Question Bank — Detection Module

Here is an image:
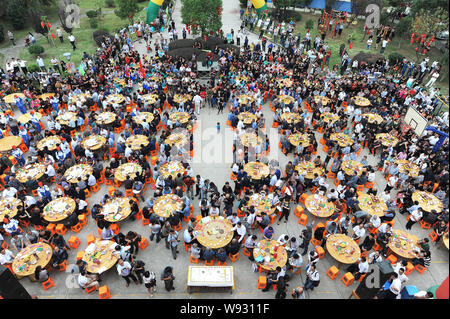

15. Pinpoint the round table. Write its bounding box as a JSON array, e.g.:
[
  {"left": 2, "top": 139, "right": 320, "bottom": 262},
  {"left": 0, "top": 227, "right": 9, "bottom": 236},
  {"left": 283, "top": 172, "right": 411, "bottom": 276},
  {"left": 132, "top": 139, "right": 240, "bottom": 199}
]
[
  {"left": 56, "top": 112, "right": 77, "bottom": 126},
  {"left": 125, "top": 135, "right": 149, "bottom": 150},
  {"left": 81, "top": 135, "right": 107, "bottom": 151},
  {"left": 194, "top": 216, "right": 234, "bottom": 249},
  {"left": 70, "top": 93, "right": 90, "bottom": 105},
  {"left": 114, "top": 163, "right": 143, "bottom": 182},
  {"left": 330, "top": 133, "right": 354, "bottom": 147},
  {"left": 153, "top": 194, "right": 183, "bottom": 218},
  {"left": 235, "top": 75, "right": 250, "bottom": 83},
  {"left": 236, "top": 94, "right": 255, "bottom": 105},
  {"left": 395, "top": 160, "right": 420, "bottom": 178},
  {"left": 37, "top": 136, "right": 63, "bottom": 152},
  {"left": 12, "top": 243, "right": 53, "bottom": 277},
  {"left": 341, "top": 160, "right": 365, "bottom": 176},
  {"left": 81, "top": 239, "right": 119, "bottom": 274},
  {"left": 141, "top": 94, "right": 159, "bottom": 104},
  {"left": 376, "top": 133, "right": 399, "bottom": 147},
  {"left": 351, "top": 96, "right": 371, "bottom": 107},
  {"left": 17, "top": 112, "right": 42, "bottom": 124},
  {"left": 244, "top": 162, "right": 270, "bottom": 180},
  {"left": 388, "top": 229, "right": 420, "bottom": 259},
  {"left": 363, "top": 113, "right": 384, "bottom": 124},
  {"left": 3, "top": 93, "right": 26, "bottom": 104},
  {"left": 280, "top": 112, "right": 302, "bottom": 124},
  {"left": 43, "top": 197, "right": 76, "bottom": 222},
  {"left": 320, "top": 112, "right": 339, "bottom": 124},
  {"left": 105, "top": 94, "right": 125, "bottom": 104},
  {"left": 305, "top": 194, "right": 335, "bottom": 218},
  {"left": 443, "top": 232, "right": 449, "bottom": 250},
  {"left": 64, "top": 164, "right": 93, "bottom": 184},
  {"left": 277, "top": 78, "right": 293, "bottom": 88},
  {"left": 169, "top": 112, "right": 190, "bottom": 124},
  {"left": 95, "top": 112, "right": 116, "bottom": 125},
  {"left": 412, "top": 191, "right": 444, "bottom": 213},
  {"left": 314, "top": 96, "right": 331, "bottom": 105},
  {"left": 295, "top": 161, "right": 324, "bottom": 179},
  {"left": 0, "top": 136, "right": 23, "bottom": 153},
  {"left": 173, "top": 94, "right": 192, "bottom": 105},
  {"left": 358, "top": 194, "right": 388, "bottom": 217},
  {"left": 15, "top": 163, "right": 46, "bottom": 183},
  {"left": 237, "top": 112, "right": 257, "bottom": 124},
  {"left": 247, "top": 194, "right": 277, "bottom": 216},
  {"left": 289, "top": 133, "right": 310, "bottom": 147},
  {"left": 165, "top": 132, "right": 188, "bottom": 148},
  {"left": 101, "top": 197, "right": 132, "bottom": 223},
  {"left": 277, "top": 94, "right": 295, "bottom": 104},
  {"left": 253, "top": 240, "right": 288, "bottom": 271},
  {"left": 38, "top": 93, "right": 55, "bottom": 100},
  {"left": 133, "top": 112, "right": 154, "bottom": 124},
  {"left": 239, "top": 132, "right": 263, "bottom": 148},
  {"left": 160, "top": 161, "right": 185, "bottom": 179},
  {"left": 0, "top": 197, "right": 21, "bottom": 220},
  {"left": 326, "top": 234, "right": 361, "bottom": 265}
]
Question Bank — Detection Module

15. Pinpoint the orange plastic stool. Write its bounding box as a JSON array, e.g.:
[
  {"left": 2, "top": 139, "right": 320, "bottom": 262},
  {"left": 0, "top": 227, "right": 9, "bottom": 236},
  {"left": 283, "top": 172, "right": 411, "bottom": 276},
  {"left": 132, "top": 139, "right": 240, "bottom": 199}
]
[
  {"left": 189, "top": 256, "right": 199, "bottom": 264},
  {"left": 87, "top": 234, "right": 96, "bottom": 245},
  {"left": 243, "top": 247, "right": 251, "bottom": 257},
  {"left": 341, "top": 272, "right": 354, "bottom": 286},
  {"left": 71, "top": 222, "right": 83, "bottom": 233},
  {"left": 217, "top": 261, "right": 227, "bottom": 266},
  {"left": 108, "top": 186, "right": 116, "bottom": 197},
  {"left": 229, "top": 252, "right": 240, "bottom": 262},
  {"left": 99, "top": 285, "right": 111, "bottom": 299},
  {"left": 90, "top": 183, "right": 100, "bottom": 193},
  {"left": 299, "top": 193, "right": 308, "bottom": 205},
  {"left": 298, "top": 213, "right": 308, "bottom": 226},
  {"left": 76, "top": 251, "right": 85, "bottom": 261},
  {"left": 55, "top": 224, "right": 67, "bottom": 236},
  {"left": 68, "top": 236, "right": 81, "bottom": 249},
  {"left": 386, "top": 254, "right": 397, "bottom": 264},
  {"left": 415, "top": 264, "right": 427, "bottom": 275},
  {"left": 315, "top": 246, "right": 325, "bottom": 259},
  {"left": 294, "top": 206, "right": 304, "bottom": 217},
  {"left": 405, "top": 262, "right": 414, "bottom": 275},
  {"left": 142, "top": 218, "right": 150, "bottom": 226},
  {"left": 85, "top": 285, "right": 97, "bottom": 294},
  {"left": 110, "top": 224, "right": 120, "bottom": 235},
  {"left": 139, "top": 237, "right": 149, "bottom": 250},
  {"left": 58, "top": 260, "right": 68, "bottom": 272},
  {"left": 46, "top": 223, "right": 56, "bottom": 234},
  {"left": 204, "top": 259, "right": 215, "bottom": 266},
  {"left": 326, "top": 266, "right": 339, "bottom": 280},
  {"left": 257, "top": 276, "right": 267, "bottom": 289},
  {"left": 42, "top": 277, "right": 55, "bottom": 290}
]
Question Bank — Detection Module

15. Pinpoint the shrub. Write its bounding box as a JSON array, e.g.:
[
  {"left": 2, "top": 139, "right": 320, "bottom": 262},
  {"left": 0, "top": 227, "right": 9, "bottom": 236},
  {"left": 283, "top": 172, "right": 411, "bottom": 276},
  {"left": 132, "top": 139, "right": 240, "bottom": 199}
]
[
  {"left": 105, "top": 0, "right": 115, "bottom": 7},
  {"left": 86, "top": 10, "right": 98, "bottom": 18},
  {"left": 27, "top": 64, "right": 41, "bottom": 73},
  {"left": 93, "top": 29, "right": 113, "bottom": 47},
  {"left": 388, "top": 52, "right": 404, "bottom": 66},
  {"left": 89, "top": 19, "right": 99, "bottom": 29},
  {"left": 0, "top": 24, "right": 4, "bottom": 43},
  {"left": 28, "top": 45, "right": 45, "bottom": 56},
  {"left": 305, "top": 19, "right": 314, "bottom": 31}
]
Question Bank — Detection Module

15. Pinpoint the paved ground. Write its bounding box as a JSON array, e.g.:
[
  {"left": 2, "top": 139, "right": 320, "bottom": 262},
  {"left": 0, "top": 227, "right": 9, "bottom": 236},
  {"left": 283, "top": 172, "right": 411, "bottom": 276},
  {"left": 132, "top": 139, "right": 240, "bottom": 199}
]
[{"left": 9, "top": 0, "right": 449, "bottom": 299}]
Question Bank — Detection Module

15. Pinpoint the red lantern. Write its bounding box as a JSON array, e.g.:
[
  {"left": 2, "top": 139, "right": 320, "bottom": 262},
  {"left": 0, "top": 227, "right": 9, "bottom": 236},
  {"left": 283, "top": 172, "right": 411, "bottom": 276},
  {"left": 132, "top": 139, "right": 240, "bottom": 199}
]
[
  {"left": 349, "top": 41, "right": 353, "bottom": 49},
  {"left": 218, "top": 6, "right": 221, "bottom": 15},
  {"left": 415, "top": 47, "right": 419, "bottom": 52},
  {"left": 47, "top": 22, "right": 52, "bottom": 29},
  {"left": 51, "top": 33, "right": 56, "bottom": 39},
  {"left": 41, "top": 21, "right": 45, "bottom": 28}
]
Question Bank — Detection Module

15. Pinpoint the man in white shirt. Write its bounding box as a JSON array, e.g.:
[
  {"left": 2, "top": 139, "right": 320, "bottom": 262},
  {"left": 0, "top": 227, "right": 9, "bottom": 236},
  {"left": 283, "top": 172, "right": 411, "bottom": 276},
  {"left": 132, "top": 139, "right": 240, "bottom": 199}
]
[
  {"left": 0, "top": 248, "right": 15, "bottom": 265},
  {"left": 352, "top": 224, "right": 365, "bottom": 241},
  {"left": 78, "top": 270, "right": 99, "bottom": 290},
  {"left": 405, "top": 208, "right": 423, "bottom": 230},
  {"left": 68, "top": 33, "right": 76, "bottom": 50},
  {"left": 232, "top": 222, "right": 246, "bottom": 243}
]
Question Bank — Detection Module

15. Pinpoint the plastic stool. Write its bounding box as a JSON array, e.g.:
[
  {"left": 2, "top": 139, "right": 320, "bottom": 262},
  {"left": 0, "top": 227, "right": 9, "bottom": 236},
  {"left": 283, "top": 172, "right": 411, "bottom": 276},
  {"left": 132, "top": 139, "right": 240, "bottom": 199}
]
[
  {"left": 189, "top": 256, "right": 199, "bottom": 264},
  {"left": 326, "top": 266, "right": 339, "bottom": 280},
  {"left": 68, "top": 236, "right": 81, "bottom": 249},
  {"left": 257, "top": 276, "right": 267, "bottom": 289},
  {"left": 99, "top": 285, "right": 111, "bottom": 299},
  {"left": 341, "top": 272, "right": 354, "bottom": 286},
  {"left": 42, "top": 277, "right": 55, "bottom": 290}
]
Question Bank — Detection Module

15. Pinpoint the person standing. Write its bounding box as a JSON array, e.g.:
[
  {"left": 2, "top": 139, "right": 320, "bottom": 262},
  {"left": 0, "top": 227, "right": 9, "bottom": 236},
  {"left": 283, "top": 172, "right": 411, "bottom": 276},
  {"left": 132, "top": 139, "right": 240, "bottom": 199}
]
[
  {"left": 56, "top": 27, "right": 64, "bottom": 43},
  {"left": 167, "top": 229, "right": 179, "bottom": 260},
  {"left": 68, "top": 33, "right": 76, "bottom": 50},
  {"left": 161, "top": 266, "right": 175, "bottom": 291},
  {"left": 36, "top": 56, "right": 46, "bottom": 72},
  {"left": 117, "top": 258, "right": 139, "bottom": 287},
  {"left": 18, "top": 59, "right": 27, "bottom": 74},
  {"left": 7, "top": 31, "right": 15, "bottom": 46},
  {"left": 51, "top": 57, "right": 61, "bottom": 73}
]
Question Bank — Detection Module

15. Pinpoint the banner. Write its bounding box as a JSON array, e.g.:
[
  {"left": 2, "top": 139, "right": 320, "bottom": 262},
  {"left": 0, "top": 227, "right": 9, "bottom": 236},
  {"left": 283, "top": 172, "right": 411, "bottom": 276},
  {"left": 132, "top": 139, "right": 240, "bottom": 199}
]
[
  {"left": 251, "top": 0, "right": 267, "bottom": 15},
  {"left": 146, "top": 0, "right": 164, "bottom": 24}
]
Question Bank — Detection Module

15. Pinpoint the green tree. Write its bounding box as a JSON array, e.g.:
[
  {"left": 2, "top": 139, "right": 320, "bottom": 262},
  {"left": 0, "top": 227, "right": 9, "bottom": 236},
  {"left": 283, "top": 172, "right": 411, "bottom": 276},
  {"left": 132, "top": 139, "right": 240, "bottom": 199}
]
[
  {"left": 181, "top": 0, "right": 222, "bottom": 36},
  {"left": 0, "top": 24, "right": 4, "bottom": 43},
  {"left": 6, "top": 0, "right": 28, "bottom": 30},
  {"left": 395, "top": 16, "right": 412, "bottom": 48},
  {"left": 411, "top": 8, "right": 448, "bottom": 37},
  {"left": 115, "top": 0, "right": 140, "bottom": 23},
  {"left": 410, "top": 0, "right": 448, "bottom": 17}
]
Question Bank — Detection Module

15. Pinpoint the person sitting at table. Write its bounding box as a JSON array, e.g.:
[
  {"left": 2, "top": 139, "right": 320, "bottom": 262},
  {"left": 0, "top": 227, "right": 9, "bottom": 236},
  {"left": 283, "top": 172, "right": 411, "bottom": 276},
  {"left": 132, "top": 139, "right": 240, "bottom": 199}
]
[
  {"left": 2, "top": 216, "right": 21, "bottom": 236},
  {"left": 101, "top": 225, "right": 115, "bottom": 240},
  {"left": 10, "top": 233, "right": 26, "bottom": 252},
  {"left": 412, "top": 250, "right": 432, "bottom": 268},
  {"left": 202, "top": 247, "right": 215, "bottom": 262},
  {"left": 232, "top": 221, "right": 247, "bottom": 243},
  {"left": 51, "top": 245, "right": 68, "bottom": 269},
  {"left": 51, "top": 233, "right": 70, "bottom": 251},
  {"left": 365, "top": 214, "right": 381, "bottom": 231},
  {"left": 313, "top": 224, "right": 326, "bottom": 247},
  {"left": 226, "top": 238, "right": 241, "bottom": 257},
  {"left": 215, "top": 248, "right": 228, "bottom": 263},
  {"left": 347, "top": 256, "right": 369, "bottom": 281},
  {"left": 338, "top": 216, "right": 351, "bottom": 235},
  {"left": 351, "top": 223, "right": 366, "bottom": 243},
  {"left": 32, "top": 265, "right": 49, "bottom": 283},
  {"left": 190, "top": 243, "right": 201, "bottom": 260},
  {"left": 405, "top": 207, "right": 423, "bottom": 230},
  {"left": 359, "top": 233, "right": 375, "bottom": 252},
  {"left": 368, "top": 251, "right": 383, "bottom": 264},
  {"left": 287, "top": 253, "right": 303, "bottom": 273},
  {"left": 434, "top": 220, "right": 448, "bottom": 247},
  {"left": 380, "top": 209, "right": 396, "bottom": 223},
  {"left": 263, "top": 226, "right": 274, "bottom": 240},
  {"left": 262, "top": 266, "right": 285, "bottom": 292},
  {"left": 24, "top": 229, "right": 40, "bottom": 244},
  {"left": 78, "top": 269, "right": 100, "bottom": 291}
]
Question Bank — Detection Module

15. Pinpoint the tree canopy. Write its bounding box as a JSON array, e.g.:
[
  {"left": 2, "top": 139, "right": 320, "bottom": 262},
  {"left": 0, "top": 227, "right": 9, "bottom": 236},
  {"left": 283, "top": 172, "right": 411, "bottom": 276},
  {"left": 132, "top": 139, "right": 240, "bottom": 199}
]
[
  {"left": 115, "top": 0, "right": 140, "bottom": 23},
  {"left": 181, "top": 0, "right": 222, "bottom": 36}
]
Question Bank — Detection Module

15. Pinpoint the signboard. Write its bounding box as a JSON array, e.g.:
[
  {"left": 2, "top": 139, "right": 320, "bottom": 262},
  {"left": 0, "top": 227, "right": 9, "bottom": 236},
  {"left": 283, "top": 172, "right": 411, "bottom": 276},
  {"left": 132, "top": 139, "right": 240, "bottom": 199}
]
[
  {"left": 187, "top": 266, "right": 234, "bottom": 288},
  {"left": 404, "top": 106, "right": 428, "bottom": 136}
]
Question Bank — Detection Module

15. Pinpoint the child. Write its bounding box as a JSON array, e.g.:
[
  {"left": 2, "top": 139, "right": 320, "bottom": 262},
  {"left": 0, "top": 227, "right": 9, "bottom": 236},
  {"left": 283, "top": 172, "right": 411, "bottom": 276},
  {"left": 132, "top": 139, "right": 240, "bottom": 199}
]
[
  {"left": 216, "top": 122, "right": 220, "bottom": 134},
  {"left": 143, "top": 271, "right": 157, "bottom": 297}
]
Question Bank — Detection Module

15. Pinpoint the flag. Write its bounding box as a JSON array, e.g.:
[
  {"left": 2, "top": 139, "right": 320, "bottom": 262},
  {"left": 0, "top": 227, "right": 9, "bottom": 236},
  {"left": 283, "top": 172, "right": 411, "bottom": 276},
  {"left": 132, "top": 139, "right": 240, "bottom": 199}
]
[
  {"left": 78, "top": 64, "right": 85, "bottom": 76},
  {"left": 139, "top": 58, "right": 146, "bottom": 79}
]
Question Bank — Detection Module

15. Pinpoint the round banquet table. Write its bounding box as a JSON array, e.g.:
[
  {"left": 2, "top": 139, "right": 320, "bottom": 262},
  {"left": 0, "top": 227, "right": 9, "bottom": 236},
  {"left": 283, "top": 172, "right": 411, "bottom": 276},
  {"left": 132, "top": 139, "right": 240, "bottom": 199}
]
[
  {"left": 0, "top": 197, "right": 21, "bottom": 220},
  {"left": 70, "top": 93, "right": 91, "bottom": 104},
  {"left": 153, "top": 194, "right": 183, "bottom": 218},
  {"left": 253, "top": 240, "right": 288, "bottom": 271},
  {"left": 43, "top": 197, "right": 76, "bottom": 222},
  {"left": 388, "top": 229, "right": 420, "bottom": 259},
  {"left": 330, "top": 133, "right": 354, "bottom": 147},
  {"left": 141, "top": 94, "right": 159, "bottom": 104},
  {"left": 351, "top": 96, "right": 371, "bottom": 107},
  {"left": 295, "top": 161, "right": 324, "bottom": 179},
  {"left": 320, "top": 112, "right": 339, "bottom": 124},
  {"left": 12, "top": 243, "right": 53, "bottom": 277},
  {"left": 3, "top": 93, "right": 26, "bottom": 104},
  {"left": 235, "top": 75, "right": 250, "bottom": 83},
  {"left": 81, "top": 135, "right": 107, "bottom": 151},
  {"left": 395, "top": 160, "right": 420, "bottom": 178},
  {"left": 173, "top": 94, "right": 192, "bottom": 105},
  {"left": 236, "top": 94, "right": 255, "bottom": 105},
  {"left": 305, "top": 194, "right": 335, "bottom": 218},
  {"left": 341, "top": 160, "right": 365, "bottom": 176},
  {"left": 326, "top": 234, "right": 361, "bottom": 265},
  {"left": 194, "top": 216, "right": 234, "bottom": 249},
  {"left": 411, "top": 191, "right": 443, "bottom": 213},
  {"left": 280, "top": 112, "right": 301, "bottom": 124},
  {"left": 17, "top": 112, "right": 42, "bottom": 124},
  {"left": 277, "top": 78, "right": 293, "bottom": 88},
  {"left": 237, "top": 112, "right": 257, "bottom": 125},
  {"left": 105, "top": 94, "right": 125, "bottom": 104},
  {"left": 244, "top": 162, "right": 270, "bottom": 180},
  {"left": 443, "top": 233, "right": 449, "bottom": 250},
  {"left": 15, "top": 163, "right": 46, "bottom": 183},
  {"left": 165, "top": 132, "right": 188, "bottom": 148},
  {"left": 56, "top": 112, "right": 77, "bottom": 126},
  {"left": 277, "top": 94, "right": 295, "bottom": 105},
  {"left": 125, "top": 135, "right": 149, "bottom": 151},
  {"left": 133, "top": 112, "right": 154, "bottom": 124},
  {"left": 114, "top": 163, "right": 143, "bottom": 182},
  {"left": 314, "top": 95, "right": 331, "bottom": 105},
  {"left": 95, "top": 112, "right": 116, "bottom": 125},
  {"left": 37, "top": 135, "right": 63, "bottom": 152},
  {"left": 0, "top": 136, "right": 23, "bottom": 153},
  {"left": 169, "top": 112, "right": 190, "bottom": 124},
  {"left": 357, "top": 194, "right": 388, "bottom": 217},
  {"left": 239, "top": 132, "right": 263, "bottom": 148},
  {"left": 160, "top": 161, "right": 186, "bottom": 179},
  {"left": 101, "top": 197, "right": 132, "bottom": 223},
  {"left": 38, "top": 93, "right": 55, "bottom": 100},
  {"left": 247, "top": 194, "right": 277, "bottom": 216},
  {"left": 81, "top": 239, "right": 119, "bottom": 274},
  {"left": 64, "top": 163, "right": 93, "bottom": 184},
  {"left": 363, "top": 113, "right": 384, "bottom": 124},
  {"left": 375, "top": 133, "right": 399, "bottom": 147},
  {"left": 289, "top": 133, "right": 310, "bottom": 147}
]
